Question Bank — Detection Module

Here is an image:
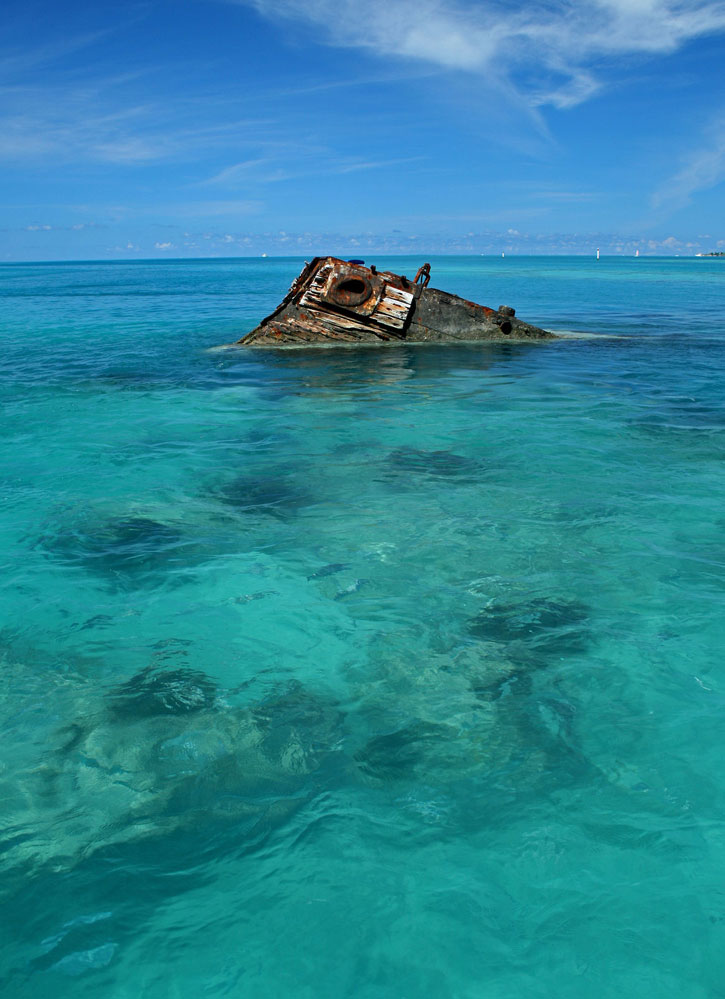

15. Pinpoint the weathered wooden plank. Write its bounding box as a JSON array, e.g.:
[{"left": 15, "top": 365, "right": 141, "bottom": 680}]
[
  {"left": 302, "top": 306, "right": 379, "bottom": 339},
  {"left": 375, "top": 288, "right": 413, "bottom": 328},
  {"left": 299, "top": 266, "right": 412, "bottom": 334}
]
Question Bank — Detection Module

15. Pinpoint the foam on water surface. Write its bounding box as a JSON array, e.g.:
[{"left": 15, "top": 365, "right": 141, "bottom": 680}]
[{"left": 1, "top": 256, "right": 725, "bottom": 997}]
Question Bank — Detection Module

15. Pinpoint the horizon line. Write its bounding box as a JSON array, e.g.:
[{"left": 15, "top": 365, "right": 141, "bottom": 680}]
[{"left": 1, "top": 252, "right": 715, "bottom": 265}]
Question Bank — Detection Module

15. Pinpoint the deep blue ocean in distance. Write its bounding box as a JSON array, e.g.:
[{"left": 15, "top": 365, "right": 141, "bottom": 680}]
[{"left": 1, "top": 254, "right": 724, "bottom": 997}]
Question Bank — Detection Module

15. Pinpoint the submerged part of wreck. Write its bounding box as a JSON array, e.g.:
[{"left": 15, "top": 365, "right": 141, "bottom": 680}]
[{"left": 234, "top": 257, "right": 555, "bottom": 346}]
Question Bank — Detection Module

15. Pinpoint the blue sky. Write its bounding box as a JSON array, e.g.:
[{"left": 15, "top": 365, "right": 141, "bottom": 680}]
[{"left": 3, "top": 0, "right": 725, "bottom": 259}]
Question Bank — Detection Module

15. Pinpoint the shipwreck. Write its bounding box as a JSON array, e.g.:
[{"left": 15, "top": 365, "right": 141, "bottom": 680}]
[{"left": 232, "top": 257, "right": 555, "bottom": 347}]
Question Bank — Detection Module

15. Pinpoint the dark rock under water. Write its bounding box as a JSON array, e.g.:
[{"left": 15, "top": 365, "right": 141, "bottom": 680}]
[
  {"left": 468, "top": 596, "right": 590, "bottom": 667},
  {"left": 470, "top": 596, "right": 589, "bottom": 645},
  {"left": 353, "top": 720, "right": 453, "bottom": 782},
  {"left": 385, "top": 446, "right": 480, "bottom": 479},
  {"left": 215, "top": 471, "right": 312, "bottom": 518},
  {"left": 39, "top": 516, "right": 196, "bottom": 585},
  {"left": 306, "top": 562, "right": 349, "bottom": 580},
  {"left": 107, "top": 666, "right": 219, "bottom": 720}
]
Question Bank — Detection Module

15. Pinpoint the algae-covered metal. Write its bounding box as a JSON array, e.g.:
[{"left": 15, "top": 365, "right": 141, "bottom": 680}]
[{"left": 233, "top": 256, "right": 554, "bottom": 347}]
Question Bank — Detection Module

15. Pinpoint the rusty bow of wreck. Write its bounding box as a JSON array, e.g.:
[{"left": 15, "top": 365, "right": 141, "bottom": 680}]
[{"left": 235, "top": 257, "right": 555, "bottom": 346}]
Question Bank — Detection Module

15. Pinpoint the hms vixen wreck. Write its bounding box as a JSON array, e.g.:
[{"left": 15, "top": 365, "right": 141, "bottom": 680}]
[{"left": 234, "top": 256, "right": 555, "bottom": 346}]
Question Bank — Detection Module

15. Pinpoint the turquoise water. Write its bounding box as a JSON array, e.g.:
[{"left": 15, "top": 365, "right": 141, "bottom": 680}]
[{"left": 1, "top": 255, "right": 724, "bottom": 997}]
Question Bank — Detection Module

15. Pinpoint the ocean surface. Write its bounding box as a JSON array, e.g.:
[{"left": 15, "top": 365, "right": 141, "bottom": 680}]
[{"left": 1, "top": 255, "right": 724, "bottom": 997}]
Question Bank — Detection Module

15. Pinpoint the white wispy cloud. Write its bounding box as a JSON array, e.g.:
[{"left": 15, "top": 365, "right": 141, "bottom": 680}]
[
  {"left": 651, "top": 117, "right": 725, "bottom": 213},
  {"left": 200, "top": 154, "right": 424, "bottom": 187},
  {"left": 0, "top": 30, "right": 113, "bottom": 79},
  {"left": 233, "top": 0, "right": 725, "bottom": 107},
  {"left": 201, "top": 158, "right": 274, "bottom": 185},
  {"left": 4, "top": 116, "right": 274, "bottom": 169},
  {"left": 21, "top": 221, "right": 104, "bottom": 232},
  {"left": 166, "top": 199, "right": 264, "bottom": 216},
  {"left": 0, "top": 26, "right": 276, "bottom": 170},
  {"left": 0, "top": 80, "right": 274, "bottom": 166},
  {"left": 109, "top": 242, "right": 142, "bottom": 253}
]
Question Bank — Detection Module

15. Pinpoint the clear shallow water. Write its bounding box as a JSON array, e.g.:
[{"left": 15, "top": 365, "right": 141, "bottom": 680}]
[{"left": 1, "top": 255, "right": 724, "bottom": 997}]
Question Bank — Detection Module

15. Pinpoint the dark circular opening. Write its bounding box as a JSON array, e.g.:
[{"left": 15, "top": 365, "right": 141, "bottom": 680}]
[
  {"left": 337, "top": 278, "right": 366, "bottom": 295},
  {"left": 329, "top": 274, "right": 373, "bottom": 307}
]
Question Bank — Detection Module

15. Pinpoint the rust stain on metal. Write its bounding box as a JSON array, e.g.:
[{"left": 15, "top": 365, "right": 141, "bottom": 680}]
[{"left": 413, "top": 263, "right": 431, "bottom": 288}]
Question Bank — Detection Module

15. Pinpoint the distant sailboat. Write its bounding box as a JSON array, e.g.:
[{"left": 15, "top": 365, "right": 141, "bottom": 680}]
[
  {"left": 596, "top": 248, "right": 600, "bottom": 260},
  {"left": 635, "top": 249, "right": 640, "bottom": 257}
]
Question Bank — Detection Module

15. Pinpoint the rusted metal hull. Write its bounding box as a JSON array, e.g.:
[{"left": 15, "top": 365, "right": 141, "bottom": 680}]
[{"left": 233, "top": 257, "right": 555, "bottom": 347}]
